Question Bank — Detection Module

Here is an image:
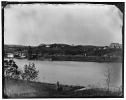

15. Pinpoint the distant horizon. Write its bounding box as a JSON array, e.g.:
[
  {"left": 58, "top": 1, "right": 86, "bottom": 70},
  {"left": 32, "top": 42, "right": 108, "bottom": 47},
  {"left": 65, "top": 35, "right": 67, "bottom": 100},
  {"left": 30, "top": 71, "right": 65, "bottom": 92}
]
[{"left": 4, "top": 42, "right": 122, "bottom": 47}]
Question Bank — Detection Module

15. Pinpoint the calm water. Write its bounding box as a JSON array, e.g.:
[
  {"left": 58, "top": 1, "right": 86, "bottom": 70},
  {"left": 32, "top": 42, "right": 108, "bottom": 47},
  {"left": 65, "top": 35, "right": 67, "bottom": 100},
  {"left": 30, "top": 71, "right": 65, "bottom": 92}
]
[{"left": 9, "top": 59, "right": 122, "bottom": 88}]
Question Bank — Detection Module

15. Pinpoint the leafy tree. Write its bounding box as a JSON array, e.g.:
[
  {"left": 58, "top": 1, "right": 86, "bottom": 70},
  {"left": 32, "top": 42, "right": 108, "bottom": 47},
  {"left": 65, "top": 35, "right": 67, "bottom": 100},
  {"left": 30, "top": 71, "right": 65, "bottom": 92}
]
[
  {"left": 22, "top": 63, "right": 39, "bottom": 81},
  {"left": 4, "top": 60, "right": 21, "bottom": 79}
]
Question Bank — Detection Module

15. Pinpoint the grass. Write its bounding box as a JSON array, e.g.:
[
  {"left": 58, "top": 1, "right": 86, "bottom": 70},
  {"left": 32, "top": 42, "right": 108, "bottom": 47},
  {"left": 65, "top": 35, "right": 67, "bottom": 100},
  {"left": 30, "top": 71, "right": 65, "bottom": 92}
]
[{"left": 3, "top": 77, "right": 123, "bottom": 98}]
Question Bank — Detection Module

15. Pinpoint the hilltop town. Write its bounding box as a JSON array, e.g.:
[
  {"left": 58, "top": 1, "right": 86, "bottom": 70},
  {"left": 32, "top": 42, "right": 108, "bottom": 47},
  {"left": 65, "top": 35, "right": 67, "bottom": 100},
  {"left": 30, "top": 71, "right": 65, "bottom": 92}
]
[{"left": 4, "top": 43, "right": 122, "bottom": 62}]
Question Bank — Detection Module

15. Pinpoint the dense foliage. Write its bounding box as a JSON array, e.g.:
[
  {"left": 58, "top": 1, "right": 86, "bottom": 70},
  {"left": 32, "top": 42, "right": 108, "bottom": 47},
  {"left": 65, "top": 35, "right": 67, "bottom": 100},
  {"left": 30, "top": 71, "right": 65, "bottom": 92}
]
[
  {"left": 22, "top": 63, "right": 39, "bottom": 81},
  {"left": 4, "top": 60, "right": 21, "bottom": 79},
  {"left": 4, "top": 59, "right": 39, "bottom": 81},
  {"left": 4, "top": 44, "right": 122, "bottom": 57}
]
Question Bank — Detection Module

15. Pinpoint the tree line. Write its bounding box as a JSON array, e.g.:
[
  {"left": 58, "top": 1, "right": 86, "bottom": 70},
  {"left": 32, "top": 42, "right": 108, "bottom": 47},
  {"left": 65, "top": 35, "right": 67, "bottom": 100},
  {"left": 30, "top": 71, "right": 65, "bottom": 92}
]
[{"left": 4, "top": 44, "right": 122, "bottom": 59}]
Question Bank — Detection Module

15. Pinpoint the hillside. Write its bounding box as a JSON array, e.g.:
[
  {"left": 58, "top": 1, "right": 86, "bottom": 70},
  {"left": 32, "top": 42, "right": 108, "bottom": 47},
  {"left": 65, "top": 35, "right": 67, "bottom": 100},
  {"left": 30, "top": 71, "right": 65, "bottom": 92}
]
[
  {"left": 103, "top": 51, "right": 122, "bottom": 57},
  {"left": 4, "top": 44, "right": 122, "bottom": 62},
  {"left": 107, "top": 51, "right": 122, "bottom": 56}
]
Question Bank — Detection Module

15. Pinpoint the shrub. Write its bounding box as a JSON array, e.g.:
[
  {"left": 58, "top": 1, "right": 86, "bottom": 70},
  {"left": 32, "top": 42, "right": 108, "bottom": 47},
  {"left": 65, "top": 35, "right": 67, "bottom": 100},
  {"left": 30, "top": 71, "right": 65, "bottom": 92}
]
[{"left": 22, "top": 63, "right": 39, "bottom": 81}]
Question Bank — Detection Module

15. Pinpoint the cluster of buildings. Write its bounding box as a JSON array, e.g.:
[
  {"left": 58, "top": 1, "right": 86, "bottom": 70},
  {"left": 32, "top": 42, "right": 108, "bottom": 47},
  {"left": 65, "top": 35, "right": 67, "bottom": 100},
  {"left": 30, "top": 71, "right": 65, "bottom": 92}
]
[{"left": 5, "top": 50, "right": 27, "bottom": 59}]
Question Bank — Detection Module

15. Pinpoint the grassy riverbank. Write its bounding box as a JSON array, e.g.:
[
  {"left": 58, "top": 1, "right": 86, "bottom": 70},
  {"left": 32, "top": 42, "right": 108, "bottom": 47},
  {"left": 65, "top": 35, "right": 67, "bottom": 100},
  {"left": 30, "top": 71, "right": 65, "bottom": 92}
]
[{"left": 4, "top": 77, "right": 122, "bottom": 98}]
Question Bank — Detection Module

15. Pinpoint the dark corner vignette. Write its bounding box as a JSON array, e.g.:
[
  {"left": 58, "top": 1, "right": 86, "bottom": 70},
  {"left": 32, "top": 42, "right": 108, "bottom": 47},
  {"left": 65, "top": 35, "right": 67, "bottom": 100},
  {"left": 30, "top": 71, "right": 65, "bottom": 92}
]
[{"left": 2, "top": 1, "right": 124, "bottom": 98}]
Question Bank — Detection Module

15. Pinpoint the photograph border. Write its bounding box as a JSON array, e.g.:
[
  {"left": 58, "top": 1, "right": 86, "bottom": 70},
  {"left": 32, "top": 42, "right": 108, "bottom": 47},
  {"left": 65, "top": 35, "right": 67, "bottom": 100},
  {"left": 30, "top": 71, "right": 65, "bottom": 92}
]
[{"left": 2, "top": 1, "right": 124, "bottom": 98}]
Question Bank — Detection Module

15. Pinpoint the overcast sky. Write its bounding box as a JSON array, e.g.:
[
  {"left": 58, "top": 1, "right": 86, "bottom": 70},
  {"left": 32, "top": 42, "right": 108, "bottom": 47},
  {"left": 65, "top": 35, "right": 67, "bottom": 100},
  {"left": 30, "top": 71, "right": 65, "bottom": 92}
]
[{"left": 4, "top": 4, "right": 123, "bottom": 46}]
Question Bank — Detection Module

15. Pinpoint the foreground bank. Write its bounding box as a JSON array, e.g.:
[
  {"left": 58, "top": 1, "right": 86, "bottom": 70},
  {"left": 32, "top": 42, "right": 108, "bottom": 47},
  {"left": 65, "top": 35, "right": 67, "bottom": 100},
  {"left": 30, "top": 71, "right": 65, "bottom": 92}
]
[{"left": 4, "top": 77, "right": 122, "bottom": 98}]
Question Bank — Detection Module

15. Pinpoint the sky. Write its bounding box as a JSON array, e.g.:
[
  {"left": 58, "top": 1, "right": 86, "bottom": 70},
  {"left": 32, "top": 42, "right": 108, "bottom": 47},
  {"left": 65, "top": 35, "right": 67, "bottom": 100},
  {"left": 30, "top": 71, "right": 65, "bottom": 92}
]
[{"left": 4, "top": 4, "right": 123, "bottom": 46}]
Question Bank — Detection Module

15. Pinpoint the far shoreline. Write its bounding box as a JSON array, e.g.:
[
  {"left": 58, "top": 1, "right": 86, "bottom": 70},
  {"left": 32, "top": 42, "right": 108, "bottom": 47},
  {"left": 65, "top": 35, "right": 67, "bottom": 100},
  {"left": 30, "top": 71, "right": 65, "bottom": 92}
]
[{"left": 4, "top": 57, "right": 122, "bottom": 63}]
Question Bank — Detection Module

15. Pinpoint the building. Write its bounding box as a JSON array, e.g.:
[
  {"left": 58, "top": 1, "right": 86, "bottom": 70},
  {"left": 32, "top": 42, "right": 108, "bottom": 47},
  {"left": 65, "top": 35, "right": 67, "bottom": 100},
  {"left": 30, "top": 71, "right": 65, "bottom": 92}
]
[
  {"left": 102, "top": 46, "right": 109, "bottom": 49},
  {"left": 110, "top": 43, "right": 122, "bottom": 49},
  {"left": 46, "top": 45, "right": 50, "bottom": 47},
  {"left": 119, "top": 44, "right": 122, "bottom": 49},
  {"left": 7, "top": 53, "right": 14, "bottom": 58},
  {"left": 14, "top": 50, "right": 27, "bottom": 58}
]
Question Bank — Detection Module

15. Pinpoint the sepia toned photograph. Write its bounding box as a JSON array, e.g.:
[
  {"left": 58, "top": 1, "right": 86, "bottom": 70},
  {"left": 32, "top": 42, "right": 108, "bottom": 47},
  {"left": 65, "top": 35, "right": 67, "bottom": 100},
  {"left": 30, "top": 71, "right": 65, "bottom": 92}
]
[{"left": 2, "top": 2, "right": 124, "bottom": 98}]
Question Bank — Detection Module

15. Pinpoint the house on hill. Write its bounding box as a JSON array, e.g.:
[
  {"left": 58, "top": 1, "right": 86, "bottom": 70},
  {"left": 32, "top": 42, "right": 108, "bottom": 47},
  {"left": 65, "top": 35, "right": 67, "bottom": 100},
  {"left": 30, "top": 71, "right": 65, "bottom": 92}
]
[{"left": 110, "top": 43, "right": 122, "bottom": 49}]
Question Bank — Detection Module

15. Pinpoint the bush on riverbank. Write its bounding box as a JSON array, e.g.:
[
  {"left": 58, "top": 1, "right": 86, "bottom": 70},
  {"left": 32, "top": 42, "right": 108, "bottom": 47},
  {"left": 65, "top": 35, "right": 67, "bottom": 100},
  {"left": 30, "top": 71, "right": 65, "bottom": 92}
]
[{"left": 21, "top": 63, "right": 39, "bottom": 81}]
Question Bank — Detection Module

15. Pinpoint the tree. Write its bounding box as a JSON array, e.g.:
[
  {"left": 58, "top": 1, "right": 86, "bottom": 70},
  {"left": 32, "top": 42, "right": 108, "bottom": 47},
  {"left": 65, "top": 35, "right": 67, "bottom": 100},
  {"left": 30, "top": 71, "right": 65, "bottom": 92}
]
[
  {"left": 22, "top": 63, "right": 39, "bottom": 81},
  {"left": 28, "top": 46, "right": 32, "bottom": 59},
  {"left": 4, "top": 59, "right": 21, "bottom": 79},
  {"left": 103, "top": 67, "right": 113, "bottom": 92}
]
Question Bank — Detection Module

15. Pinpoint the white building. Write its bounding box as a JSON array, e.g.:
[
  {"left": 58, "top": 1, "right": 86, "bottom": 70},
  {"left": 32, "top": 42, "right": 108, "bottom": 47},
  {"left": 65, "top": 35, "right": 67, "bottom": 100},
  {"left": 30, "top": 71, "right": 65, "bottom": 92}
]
[{"left": 7, "top": 53, "right": 14, "bottom": 58}]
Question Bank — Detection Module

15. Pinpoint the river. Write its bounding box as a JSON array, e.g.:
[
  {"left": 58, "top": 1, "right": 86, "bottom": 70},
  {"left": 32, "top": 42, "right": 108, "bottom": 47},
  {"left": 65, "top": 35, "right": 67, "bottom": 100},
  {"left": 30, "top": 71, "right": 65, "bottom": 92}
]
[{"left": 8, "top": 59, "right": 122, "bottom": 89}]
